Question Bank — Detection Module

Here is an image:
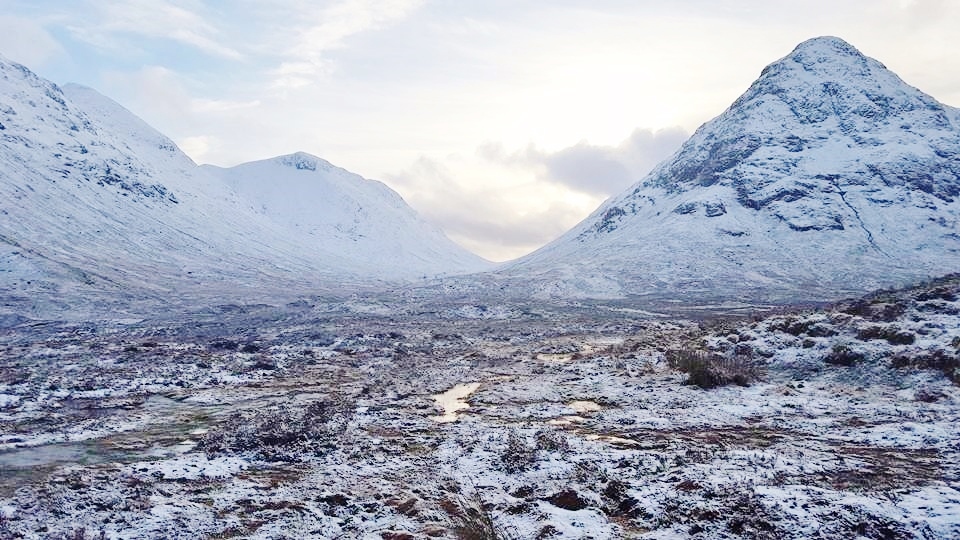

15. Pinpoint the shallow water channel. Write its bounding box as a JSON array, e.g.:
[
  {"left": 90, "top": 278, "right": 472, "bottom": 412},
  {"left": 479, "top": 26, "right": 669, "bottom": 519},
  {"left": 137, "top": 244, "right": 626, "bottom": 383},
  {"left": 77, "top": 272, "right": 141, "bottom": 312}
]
[{"left": 0, "top": 394, "right": 222, "bottom": 495}]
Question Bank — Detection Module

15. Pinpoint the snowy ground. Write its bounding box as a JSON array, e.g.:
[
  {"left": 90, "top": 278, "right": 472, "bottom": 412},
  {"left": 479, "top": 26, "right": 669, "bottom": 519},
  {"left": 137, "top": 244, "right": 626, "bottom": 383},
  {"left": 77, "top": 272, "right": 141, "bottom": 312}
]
[{"left": 0, "top": 277, "right": 958, "bottom": 539}]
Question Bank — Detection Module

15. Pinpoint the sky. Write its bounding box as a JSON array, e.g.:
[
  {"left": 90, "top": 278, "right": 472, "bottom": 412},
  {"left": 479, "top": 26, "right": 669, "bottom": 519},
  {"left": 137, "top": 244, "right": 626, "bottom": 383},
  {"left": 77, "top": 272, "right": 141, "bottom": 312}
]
[{"left": 2, "top": 1, "right": 959, "bottom": 261}]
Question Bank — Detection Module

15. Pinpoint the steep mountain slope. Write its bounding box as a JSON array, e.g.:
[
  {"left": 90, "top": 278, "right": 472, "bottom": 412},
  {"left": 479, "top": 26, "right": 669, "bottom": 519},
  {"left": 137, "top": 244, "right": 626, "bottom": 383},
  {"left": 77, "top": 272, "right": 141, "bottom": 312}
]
[
  {"left": 0, "top": 63, "right": 345, "bottom": 317},
  {"left": 202, "top": 153, "right": 489, "bottom": 279},
  {"left": 501, "top": 36, "right": 960, "bottom": 303},
  {"left": 0, "top": 56, "right": 486, "bottom": 318}
]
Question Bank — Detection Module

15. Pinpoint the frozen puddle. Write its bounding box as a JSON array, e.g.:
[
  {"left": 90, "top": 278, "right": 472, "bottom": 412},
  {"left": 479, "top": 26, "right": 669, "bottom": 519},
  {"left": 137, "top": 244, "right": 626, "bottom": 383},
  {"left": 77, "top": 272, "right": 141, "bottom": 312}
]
[
  {"left": 569, "top": 400, "right": 602, "bottom": 414},
  {"left": 536, "top": 353, "right": 575, "bottom": 362},
  {"left": 429, "top": 383, "right": 481, "bottom": 423},
  {"left": 546, "top": 401, "right": 602, "bottom": 426},
  {"left": 586, "top": 434, "right": 639, "bottom": 446},
  {"left": 547, "top": 416, "right": 587, "bottom": 426}
]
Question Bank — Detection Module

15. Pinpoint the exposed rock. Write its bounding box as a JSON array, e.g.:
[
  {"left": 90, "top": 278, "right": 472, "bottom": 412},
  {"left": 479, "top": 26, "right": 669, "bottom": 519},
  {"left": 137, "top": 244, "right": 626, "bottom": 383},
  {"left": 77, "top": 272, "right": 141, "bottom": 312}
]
[{"left": 544, "top": 489, "right": 589, "bottom": 511}]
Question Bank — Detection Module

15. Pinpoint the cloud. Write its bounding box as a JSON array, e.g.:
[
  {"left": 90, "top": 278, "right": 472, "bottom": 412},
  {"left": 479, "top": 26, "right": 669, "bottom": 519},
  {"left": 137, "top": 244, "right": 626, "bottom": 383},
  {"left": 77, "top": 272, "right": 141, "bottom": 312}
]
[
  {"left": 270, "top": 0, "right": 426, "bottom": 88},
  {"left": 0, "top": 16, "right": 64, "bottom": 66},
  {"left": 386, "top": 155, "right": 603, "bottom": 261},
  {"left": 478, "top": 127, "right": 688, "bottom": 197},
  {"left": 103, "top": 66, "right": 192, "bottom": 117},
  {"left": 177, "top": 135, "right": 217, "bottom": 162},
  {"left": 99, "top": 65, "right": 269, "bottom": 165},
  {"left": 898, "top": 0, "right": 953, "bottom": 26},
  {"left": 382, "top": 127, "right": 688, "bottom": 260},
  {"left": 616, "top": 127, "right": 692, "bottom": 176},
  {"left": 191, "top": 98, "right": 262, "bottom": 114},
  {"left": 541, "top": 144, "right": 633, "bottom": 194},
  {"left": 68, "top": 0, "right": 242, "bottom": 59}
]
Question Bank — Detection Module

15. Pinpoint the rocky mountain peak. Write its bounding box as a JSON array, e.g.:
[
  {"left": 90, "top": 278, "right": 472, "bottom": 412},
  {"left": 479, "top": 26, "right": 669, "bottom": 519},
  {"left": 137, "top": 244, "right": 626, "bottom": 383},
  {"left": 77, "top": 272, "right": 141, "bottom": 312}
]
[
  {"left": 501, "top": 36, "right": 960, "bottom": 303},
  {"left": 783, "top": 36, "right": 872, "bottom": 69},
  {"left": 751, "top": 36, "right": 877, "bottom": 90},
  {"left": 728, "top": 36, "right": 952, "bottom": 135},
  {"left": 628, "top": 35, "right": 960, "bottom": 210}
]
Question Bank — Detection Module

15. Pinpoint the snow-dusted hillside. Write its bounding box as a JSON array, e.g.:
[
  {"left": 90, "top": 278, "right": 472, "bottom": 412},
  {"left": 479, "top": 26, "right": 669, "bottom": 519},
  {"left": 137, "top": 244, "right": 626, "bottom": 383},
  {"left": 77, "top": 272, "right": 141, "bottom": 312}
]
[
  {"left": 202, "top": 153, "right": 489, "bottom": 279},
  {"left": 500, "top": 37, "right": 960, "bottom": 303},
  {"left": 0, "top": 55, "right": 487, "bottom": 317},
  {"left": 2, "top": 276, "right": 958, "bottom": 538}
]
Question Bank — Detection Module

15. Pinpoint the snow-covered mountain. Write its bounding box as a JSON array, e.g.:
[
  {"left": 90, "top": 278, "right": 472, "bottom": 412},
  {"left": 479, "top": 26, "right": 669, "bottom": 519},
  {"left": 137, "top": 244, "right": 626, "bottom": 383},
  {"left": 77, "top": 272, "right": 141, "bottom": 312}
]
[
  {"left": 202, "top": 152, "right": 486, "bottom": 279},
  {"left": 499, "top": 36, "right": 960, "bottom": 304},
  {"left": 0, "top": 55, "right": 487, "bottom": 317},
  {"left": 5, "top": 36, "right": 957, "bottom": 315}
]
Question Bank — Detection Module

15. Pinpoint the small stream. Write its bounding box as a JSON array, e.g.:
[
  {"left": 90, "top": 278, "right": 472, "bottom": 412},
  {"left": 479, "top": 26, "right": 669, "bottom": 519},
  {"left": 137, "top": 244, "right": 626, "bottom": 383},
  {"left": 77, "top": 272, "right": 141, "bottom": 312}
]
[
  {"left": 0, "top": 394, "right": 222, "bottom": 495},
  {"left": 0, "top": 383, "right": 351, "bottom": 496},
  {"left": 0, "top": 442, "right": 104, "bottom": 468}
]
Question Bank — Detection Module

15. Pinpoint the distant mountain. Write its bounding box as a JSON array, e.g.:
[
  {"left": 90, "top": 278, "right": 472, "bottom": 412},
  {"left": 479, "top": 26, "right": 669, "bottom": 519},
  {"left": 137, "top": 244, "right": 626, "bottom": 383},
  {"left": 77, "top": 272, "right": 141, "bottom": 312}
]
[
  {"left": 202, "top": 152, "right": 487, "bottom": 279},
  {"left": 0, "top": 56, "right": 487, "bottom": 317},
  {"left": 498, "top": 36, "right": 960, "bottom": 304}
]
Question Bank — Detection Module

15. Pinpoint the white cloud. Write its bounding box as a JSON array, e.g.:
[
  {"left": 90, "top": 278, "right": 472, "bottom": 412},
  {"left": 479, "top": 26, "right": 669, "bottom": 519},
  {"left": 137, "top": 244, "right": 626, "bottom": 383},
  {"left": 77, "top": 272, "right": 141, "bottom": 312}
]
[
  {"left": 383, "top": 126, "right": 686, "bottom": 261},
  {"left": 68, "top": 0, "right": 242, "bottom": 59},
  {"left": 103, "top": 66, "right": 193, "bottom": 117},
  {"left": 386, "top": 155, "right": 603, "bottom": 261},
  {"left": 0, "top": 15, "right": 64, "bottom": 66},
  {"left": 99, "top": 66, "right": 269, "bottom": 167},
  {"left": 477, "top": 127, "right": 687, "bottom": 197},
  {"left": 177, "top": 135, "right": 217, "bottom": 162},
  {"left": 191, "top": 98, "right": 262, "bottom": 114},
  {"left": 270, "top": 0, "right": 425, "bottom": 88}
]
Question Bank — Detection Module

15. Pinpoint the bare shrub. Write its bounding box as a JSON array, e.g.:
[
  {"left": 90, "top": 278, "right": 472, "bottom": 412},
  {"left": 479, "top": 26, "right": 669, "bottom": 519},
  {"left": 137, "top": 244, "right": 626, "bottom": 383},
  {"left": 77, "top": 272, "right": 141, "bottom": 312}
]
[
  {"left": 500, "top": 430, "right": 537, "bottom": 473},
  {"left": 856, "top": 325, "right": 915, "bottom": 345},
  {"left": 543, "top": 489, "right": 589, "bottom": 511},
  {"left": 43, "top": 529, "right": 107, "bottom": 540},
  {"left": 915, "top": 285, "right": 958, "bottom": 302},
  {"left": 198, "top": 396, "right": 351, "bottom": 461},
  {"left": 447, "top": 491, "right": 520, "bottom": 540},
  {"left": 601, "top": 479, "right": 644, "bottom": 519},
  {"left": 824, "top": 343, "right": 865, "bottom": 366},
  {"left": 914, "top": 386, "right": 946, "bottom": 402},
  {"left": 572, "top": 460, "right": 610, "bottom": 485},
  {"left": 837, "top": 298, "right": 907, "bottom": 322},
  {"left": 892, "top": 349, "right": 960, "bottom": 384},
  {"left": 534, "top": 429, "right": 569, "bottom": 454},
  {"left": 665, "top": 349, "right": 762, "bottom": 389}
]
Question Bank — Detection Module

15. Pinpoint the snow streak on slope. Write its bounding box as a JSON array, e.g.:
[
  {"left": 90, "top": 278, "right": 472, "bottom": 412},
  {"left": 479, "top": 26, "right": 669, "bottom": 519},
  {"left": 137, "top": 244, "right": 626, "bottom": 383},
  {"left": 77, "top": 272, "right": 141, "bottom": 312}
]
[
  {"left": 203, "top": 153, "right": 490, "bottom": 279},
  {"left": 502, "top": 37, "right": 960, "bottom": 303}
]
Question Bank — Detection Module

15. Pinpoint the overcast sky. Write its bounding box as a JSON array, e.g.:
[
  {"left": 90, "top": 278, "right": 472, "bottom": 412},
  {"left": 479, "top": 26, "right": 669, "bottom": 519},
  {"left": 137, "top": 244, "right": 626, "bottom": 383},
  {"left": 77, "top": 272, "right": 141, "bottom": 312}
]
[{"left": 3, "top": 1, "right": 959, "bottom": 261}]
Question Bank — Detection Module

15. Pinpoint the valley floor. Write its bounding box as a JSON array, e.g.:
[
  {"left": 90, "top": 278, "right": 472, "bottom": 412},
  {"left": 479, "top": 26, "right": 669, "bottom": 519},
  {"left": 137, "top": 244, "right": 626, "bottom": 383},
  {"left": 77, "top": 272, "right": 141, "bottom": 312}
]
[{"left": 1, "top": 280, "right": 959, "bottom": 539}]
